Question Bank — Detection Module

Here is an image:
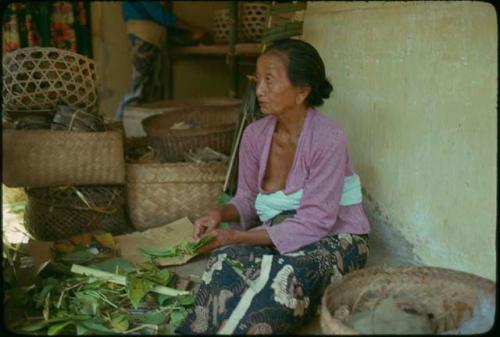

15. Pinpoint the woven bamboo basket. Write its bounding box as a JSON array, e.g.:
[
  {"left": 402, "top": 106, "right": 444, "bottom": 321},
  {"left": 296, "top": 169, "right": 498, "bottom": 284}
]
[
  {"left": 126, "top": 161, "right": 227, "bottom": 231},
  {"left": 320, "top": 266, "right": 496, "bottom": 334},
  {"left": 142, "top": 105, "right": 238, "bottom": 162},
  {"left": 123, "top": 97, "right": 241, "bottom": 137},
  {"left": 2, "top": 129, "right": 125, "bottom": 188},
  {"left": 212, "top": 8, "right": 245, "bottom": 44},
  {"left": 24, "top": 186, "right": 131, "bottom": 241},
  {"left": 2, "top": 47, "right": 98, "bottom": 112},
  {"left": 240, "top": 2, "right": 271, "bottom": 42}
]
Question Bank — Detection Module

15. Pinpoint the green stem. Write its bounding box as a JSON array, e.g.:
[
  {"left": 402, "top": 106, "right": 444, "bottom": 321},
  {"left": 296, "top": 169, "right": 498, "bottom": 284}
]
[{"left": 70, "top": 264, "right": 189, "bottom": 297}]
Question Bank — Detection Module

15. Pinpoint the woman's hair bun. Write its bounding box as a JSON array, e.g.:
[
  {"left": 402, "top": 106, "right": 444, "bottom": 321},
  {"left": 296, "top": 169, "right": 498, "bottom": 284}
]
[{"left": 320, "top": 78, "right": 333, "bottom": 99}]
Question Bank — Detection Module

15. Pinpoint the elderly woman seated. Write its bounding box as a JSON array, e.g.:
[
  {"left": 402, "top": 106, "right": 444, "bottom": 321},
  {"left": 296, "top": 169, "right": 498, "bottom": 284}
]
[{"left": 176, "top": 38, "right": 371, "bottom": 335}]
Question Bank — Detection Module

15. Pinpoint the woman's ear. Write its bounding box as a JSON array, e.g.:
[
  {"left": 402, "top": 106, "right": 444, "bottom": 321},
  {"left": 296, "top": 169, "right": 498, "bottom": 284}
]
[{"left": 296, "top": 86, "right": 311, "bottom": 105}]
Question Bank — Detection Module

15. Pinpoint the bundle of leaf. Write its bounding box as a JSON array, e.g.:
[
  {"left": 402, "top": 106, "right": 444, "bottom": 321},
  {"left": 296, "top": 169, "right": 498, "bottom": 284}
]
[
  {"left": 8, "top": 261, "right": 195, "bottom": 335},
  {"left": 140, "top": 235, "right": 214, "bottom": 260}
]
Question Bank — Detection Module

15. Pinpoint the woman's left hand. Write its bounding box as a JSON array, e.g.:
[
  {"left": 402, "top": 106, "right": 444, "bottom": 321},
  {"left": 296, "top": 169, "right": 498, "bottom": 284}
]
[{"left": 198, "top": 229, "right": 240, "bottom": 254}]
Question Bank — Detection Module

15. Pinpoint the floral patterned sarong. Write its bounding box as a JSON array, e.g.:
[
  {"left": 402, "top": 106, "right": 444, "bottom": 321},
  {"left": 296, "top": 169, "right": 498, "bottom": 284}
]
[{"left": 176, "top": 232, "right": 369, "bottom": 334}]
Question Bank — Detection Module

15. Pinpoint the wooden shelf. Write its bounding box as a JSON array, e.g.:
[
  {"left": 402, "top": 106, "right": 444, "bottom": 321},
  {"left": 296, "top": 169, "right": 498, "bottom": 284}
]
[{"left": 171, "top": 43, "right": 262, "bottom": 57}]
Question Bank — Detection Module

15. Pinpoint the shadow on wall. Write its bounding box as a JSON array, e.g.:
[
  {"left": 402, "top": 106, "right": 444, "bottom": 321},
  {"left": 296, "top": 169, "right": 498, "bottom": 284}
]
[{"left": 362, "top": 187, "right": 423, "bottom": 267}]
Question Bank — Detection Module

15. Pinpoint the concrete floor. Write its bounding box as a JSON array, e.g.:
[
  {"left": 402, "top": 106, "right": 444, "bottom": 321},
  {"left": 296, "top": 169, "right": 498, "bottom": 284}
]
[{"left": 169, "top": 241, "right": 412, "bottom": 335}]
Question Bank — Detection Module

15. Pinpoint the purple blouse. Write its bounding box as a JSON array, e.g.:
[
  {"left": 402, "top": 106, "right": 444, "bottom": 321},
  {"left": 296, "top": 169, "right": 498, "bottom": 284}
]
[{"left": 228, "top": 107, "right": 371, "bottom": 254}]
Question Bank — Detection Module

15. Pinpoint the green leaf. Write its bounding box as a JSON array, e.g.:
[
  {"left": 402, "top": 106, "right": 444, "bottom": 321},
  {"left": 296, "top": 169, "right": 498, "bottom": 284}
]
[
  {"left": 79, "top": 320, "right": 114, "bottom": 334},
  {"left": 169, "top": 307, "right": 188, "bottom": 329},
  {"left": 126, "top": 275, "right": 154, "bottom": 308},
  {"left": 156, "top": 293, "right": 175, "bottom": 306},
  {"left": 19, "top": 317, "right": 72, "bottom": 332},
  {"left": 139, "top": 245, "right": 177, "bottom": 257},
  {"left": 76, "top": 323, "right": 90, "bottom": 335},
  {"left": 47, "top": 320, "right": 74, "bottom": 335},
  {"left": 143, "top": 269, "right": 171, "bottom": 286},
  {"left": 19, "top": 320, "right": 51, "bottom": 332},
  {"left": 176, "top": 293, "right": 196, "bottom": 306},
  {"left": 110, "top": 313, "right": 129, "bottom": 332},
  {"left": 134, "top": 310, "right": 166, "bottom": 325},
  {"left": 74, "top": 293, "right": 100, "bottom": 316}
]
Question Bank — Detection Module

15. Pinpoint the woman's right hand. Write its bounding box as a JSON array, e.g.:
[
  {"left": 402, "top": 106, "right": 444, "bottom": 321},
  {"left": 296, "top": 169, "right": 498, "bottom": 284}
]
[{"left": 193, "top": 208, "right": 222, "bottom": 240}]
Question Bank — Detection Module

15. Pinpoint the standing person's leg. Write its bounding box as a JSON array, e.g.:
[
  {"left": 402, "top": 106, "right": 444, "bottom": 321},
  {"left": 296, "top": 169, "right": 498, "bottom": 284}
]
[
  {"left": 221, "top": 233, "right": 369, "bottom": 334},
  {"left": 115, "top": 37, "right": 162, "bottom": 119},
  {"left": 176, "top": 244, "right": 276, "bottom": 335}
]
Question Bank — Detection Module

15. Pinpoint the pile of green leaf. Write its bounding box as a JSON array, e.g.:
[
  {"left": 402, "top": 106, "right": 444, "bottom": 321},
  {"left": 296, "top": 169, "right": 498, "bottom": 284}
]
[
  {"left": 5, "top": 261, "right": 195, "bottom": 335},
  {"left": 140, "top": 235, "right": 214, "bottom": 259}
]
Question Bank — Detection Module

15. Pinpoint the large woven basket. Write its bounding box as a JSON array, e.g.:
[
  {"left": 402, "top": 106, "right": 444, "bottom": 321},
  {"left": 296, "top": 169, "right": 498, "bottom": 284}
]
[
  {"left": 123, "top": 97, "right": 241, "bottom": 137},
  {"left": 126, "top": 161, "right": 227, "bottom": 231},
  {"left": 2, "top": 129, "right": 125, "bottom": 188},
  {"left": 142, "top": 105, "right": 238, "bottom": 162},
  {"left": 320, "top": 266, "right": 496, "bottom": 334},
  {"left": 24, "top": 186, "right": 131, "bottom": 241},
  {"left": 2, "top": 47, "right": 98, "bottom": 112}
]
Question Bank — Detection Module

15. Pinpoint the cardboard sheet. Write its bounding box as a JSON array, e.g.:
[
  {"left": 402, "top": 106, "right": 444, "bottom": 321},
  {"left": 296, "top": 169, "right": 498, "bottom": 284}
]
[{"left": 115, "top": 217, "right": 198, "bottom": 267}]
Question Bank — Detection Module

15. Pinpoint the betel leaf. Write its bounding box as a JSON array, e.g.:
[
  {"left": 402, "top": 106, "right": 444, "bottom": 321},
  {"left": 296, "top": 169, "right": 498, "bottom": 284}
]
[
  {"left": 79, "top": 320, "right": 115, "bottom": 334},
  {"left": 140, "top": 236, "right": 214, "bottom": 259},
  {"left": 74, "top": 293, "right": 100, "bottom": 316},
  {"left": 175, "top": 293, "right": 196, "bottom": 306},
  {"left": 169, "top": 307, "right": 188, "bottom": 327},
  {"left": 126, "top": 274, "right": 154, "bottom": 308},
  {"left": 110, "top": 313, "right": 129, "bottom": 332},
  {"left": 139, "top": 245, "right": 177, "bottom": 257},
  {"left": 143, "top": 269, "right": 171, "bottom": 286},
  {"left": 133, "top": 310, "right": 166, "bottom": 325},
  {"left": 90, "top": 257, "right": 136, "bottom": 274},
  {"left": 47, "top": 320, "right": 74, "bottom": 335},
  {"left": 19, "top": 317, "right": 73, "bottom": 332},
  {"left": 76, "top": 323, "right": 90, "bottom": 335}
]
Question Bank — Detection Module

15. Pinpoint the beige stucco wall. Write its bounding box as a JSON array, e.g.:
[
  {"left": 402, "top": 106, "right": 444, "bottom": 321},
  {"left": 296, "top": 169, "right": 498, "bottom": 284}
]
[
  {"left": 91, "top": 2, "right": 249, "bottom": 119},
  {"left": 303, "top": 1, "right": 496, "bottom": 280}
]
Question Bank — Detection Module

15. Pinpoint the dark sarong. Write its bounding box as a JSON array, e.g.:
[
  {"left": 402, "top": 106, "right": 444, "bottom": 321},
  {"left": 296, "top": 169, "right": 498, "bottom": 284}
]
[{"left": 176, "top": 212, "right": 369, "bottom": 334}]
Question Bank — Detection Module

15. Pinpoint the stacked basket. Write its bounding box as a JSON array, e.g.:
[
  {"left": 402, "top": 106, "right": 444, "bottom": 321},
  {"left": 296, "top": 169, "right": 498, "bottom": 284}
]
[
  {"left": 124, "top": 98, "right": 240, "bottom": 230},
  {"left": 2, "top": 47, "right": 130, "bottom": 241}
]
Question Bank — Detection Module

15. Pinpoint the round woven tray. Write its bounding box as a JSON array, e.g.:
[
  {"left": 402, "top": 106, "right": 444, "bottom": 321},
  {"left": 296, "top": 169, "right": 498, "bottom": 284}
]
[
  {"left": 2, "top": 47, "right": 98, "bottom": 112},
  {"left": 24, "top": 186, "right": 131, "bottom": 241},
  {"left": 320, "top": 265, "right": 496, "bottom": 334},
  {"left": 142, "top": 105, "right": 238, "bottom": 162}
]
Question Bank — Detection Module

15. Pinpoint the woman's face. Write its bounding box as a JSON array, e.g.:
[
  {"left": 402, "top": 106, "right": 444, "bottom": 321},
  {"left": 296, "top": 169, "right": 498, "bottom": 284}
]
[{"left": 255, "top": 52, "right": 309, "bottom": 117}]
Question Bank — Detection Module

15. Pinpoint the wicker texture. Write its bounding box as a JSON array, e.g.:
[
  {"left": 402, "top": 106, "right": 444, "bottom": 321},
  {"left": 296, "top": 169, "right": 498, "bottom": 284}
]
[
  {"left": 212, "top": 8, "right": 245, "bottom": 44},
  {"left": 241, "top": 2, "right": 271, "bottom": 42},
  {"left": 320, "top": 266, "right": 496, "bottom": 335},
  {"left": 142, "top": 105, "right": 238, "bottom": 162},
  {"left": 24, "top": 186, "right": 131, "bottom": 241},
  {"left": 123, "top": 97, "right": 241, "bottom": 138},
  {"left": 2, "top": 47, "right": 97, "bottom": 112},
  {"left": 2, "top": 129, "right": 125, "bottom": 188},
  {"left": 126, "top": 161, "right": 227, "bottom": 231}
]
